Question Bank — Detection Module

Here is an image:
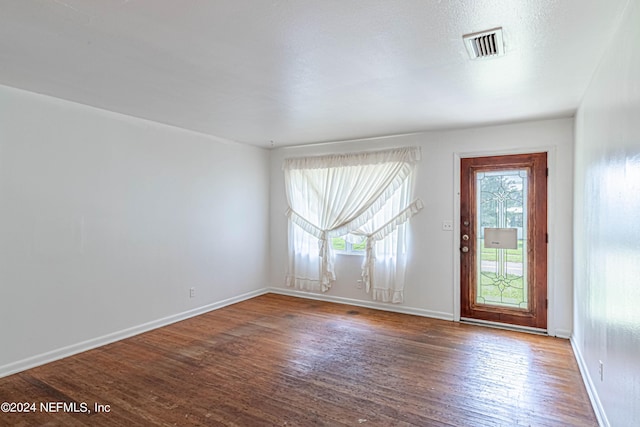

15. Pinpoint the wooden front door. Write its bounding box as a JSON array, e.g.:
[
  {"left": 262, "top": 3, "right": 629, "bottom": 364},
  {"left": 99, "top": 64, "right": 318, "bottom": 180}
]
[{"left": 460, "top": 153, "right": 547, "bottom": 329}]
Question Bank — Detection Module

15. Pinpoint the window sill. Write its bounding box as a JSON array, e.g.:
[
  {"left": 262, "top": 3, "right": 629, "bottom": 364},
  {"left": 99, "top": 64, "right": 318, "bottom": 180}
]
[{"left": 334, "top": 251, "right": 365, "bottom": 257}]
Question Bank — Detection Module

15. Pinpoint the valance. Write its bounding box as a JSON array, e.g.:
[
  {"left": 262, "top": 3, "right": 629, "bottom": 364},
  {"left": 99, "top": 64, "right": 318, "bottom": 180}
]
[{"left": 283, "top": 146, "right": 421, "bottom": 170}]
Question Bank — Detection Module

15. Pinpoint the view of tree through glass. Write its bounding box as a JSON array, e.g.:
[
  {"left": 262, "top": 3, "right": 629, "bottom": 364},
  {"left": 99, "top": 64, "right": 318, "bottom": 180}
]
[
  {"left": 476, "top": 170, "right": 528, "bottom": 308},
  {"left": 331, "top": 237, "right": 366, "bottom": 253}
]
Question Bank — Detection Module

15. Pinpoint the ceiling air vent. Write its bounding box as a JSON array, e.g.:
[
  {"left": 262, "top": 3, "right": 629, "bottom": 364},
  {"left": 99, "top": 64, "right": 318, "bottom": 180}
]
[{"left": 463, "top": 27, "right": 504, "bottom": 59}]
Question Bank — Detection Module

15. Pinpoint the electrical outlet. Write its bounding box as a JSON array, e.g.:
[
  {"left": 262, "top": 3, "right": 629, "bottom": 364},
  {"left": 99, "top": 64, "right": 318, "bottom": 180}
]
[
  {"left": 190, "top": 287, "right": 196, "bottom": 298},
  {"left": 599, "top": 360, "right": 604, "bottom": 381},
  {"left": 356, "top": 280, "right": 363, "bottom": 289},
  {"left": 442, "top": 221, "right": 453, "bottom": 231}
]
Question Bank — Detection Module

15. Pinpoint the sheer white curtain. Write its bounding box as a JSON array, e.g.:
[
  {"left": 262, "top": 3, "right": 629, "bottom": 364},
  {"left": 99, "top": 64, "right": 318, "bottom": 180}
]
[
  {"left": 283, "top": 147, "right": 422, "bottom": 302},
  {"left": 352, "top": 183, "right": 423, "bottom": 303}
]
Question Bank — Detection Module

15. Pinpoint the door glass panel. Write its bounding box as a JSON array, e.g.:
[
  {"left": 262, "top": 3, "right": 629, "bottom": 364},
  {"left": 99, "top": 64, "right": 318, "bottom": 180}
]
[{"left": 476, "top": 170, "right": 528, "bottom": 309}]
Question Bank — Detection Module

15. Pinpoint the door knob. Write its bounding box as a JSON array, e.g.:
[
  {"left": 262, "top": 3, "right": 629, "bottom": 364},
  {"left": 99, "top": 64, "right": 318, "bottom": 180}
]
[
  {"left": 461, "top": 246, "right": 469, "bottom": 253},
  {"left": 462, "top": 234, "right": 469, "bottom": 241}
]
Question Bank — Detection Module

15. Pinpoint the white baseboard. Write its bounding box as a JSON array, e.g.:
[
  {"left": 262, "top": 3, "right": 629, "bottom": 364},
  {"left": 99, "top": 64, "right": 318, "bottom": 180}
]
[
  {"left": 554, "top": 328, "right": 572, "bottom": 339},
  {"left": 268, "top": 287, "right": 454, "bottom": 321},
  {"left": 0, "top": 288, "right": 269, "bottom": 379},
  {"left": 570, "top": 336, "right": 608, "bottom": 427}
]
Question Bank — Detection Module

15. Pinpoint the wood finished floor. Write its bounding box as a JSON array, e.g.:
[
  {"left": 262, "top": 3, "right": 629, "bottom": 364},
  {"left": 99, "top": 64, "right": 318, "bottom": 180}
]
[{"left": 0, "top": 294, "right": 596, "bottom": 426}]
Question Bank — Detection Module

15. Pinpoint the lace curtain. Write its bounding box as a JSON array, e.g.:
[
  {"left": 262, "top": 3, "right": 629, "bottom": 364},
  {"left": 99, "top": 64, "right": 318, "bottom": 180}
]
[{"left": 283, "top": 147, "right": 422, "bottom": 303}]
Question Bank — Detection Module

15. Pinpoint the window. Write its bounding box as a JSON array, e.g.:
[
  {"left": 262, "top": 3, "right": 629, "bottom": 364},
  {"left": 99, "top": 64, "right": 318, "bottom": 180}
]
[
  {"left": 331, "top": 236, "right": 366, "bottom": 254},
  {"left": 283, "top": 147, "right": 423, "bottom": 303}
]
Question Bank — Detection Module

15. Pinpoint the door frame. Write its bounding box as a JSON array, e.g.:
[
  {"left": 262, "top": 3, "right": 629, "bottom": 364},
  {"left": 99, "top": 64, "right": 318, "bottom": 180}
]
[{"left": 453, "top": 147, "right": 558, "bottom": 335}]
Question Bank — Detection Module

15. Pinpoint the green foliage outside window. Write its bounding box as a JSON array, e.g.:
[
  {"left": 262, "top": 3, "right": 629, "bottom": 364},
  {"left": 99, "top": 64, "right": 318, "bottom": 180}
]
[
  {"left": 331, "top": 237, "right": 346, "bottom": 251},
  {"left": 331, "top": 237, "right": 365, "bottom": 253}
]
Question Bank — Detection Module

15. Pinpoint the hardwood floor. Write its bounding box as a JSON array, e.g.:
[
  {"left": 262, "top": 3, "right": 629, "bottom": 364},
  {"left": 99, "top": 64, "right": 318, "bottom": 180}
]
[{"left": 0, "top": 294, "right": 596, "bottom": 426}]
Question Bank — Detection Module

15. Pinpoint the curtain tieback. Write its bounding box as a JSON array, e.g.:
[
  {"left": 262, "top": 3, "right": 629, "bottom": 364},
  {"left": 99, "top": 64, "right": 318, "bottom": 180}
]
[
  {"left": 362, "top": 236, "right": 376, "bottom": 292},
  {"left": 365, "top": 236, "right": 376, "bottom": 261},
  {"left": 318, "top": 230, "right": 328, "bottom": 254}
]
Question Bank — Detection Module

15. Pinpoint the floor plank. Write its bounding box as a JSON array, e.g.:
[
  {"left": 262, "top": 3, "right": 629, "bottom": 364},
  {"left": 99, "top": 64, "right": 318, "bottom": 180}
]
[{"left": 0, "top": 294, "right": 596, "bottom": 426}]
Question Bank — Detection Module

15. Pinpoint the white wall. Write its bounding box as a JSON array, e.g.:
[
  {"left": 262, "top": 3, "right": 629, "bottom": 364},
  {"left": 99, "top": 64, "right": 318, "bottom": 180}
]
[
  {"left": 573, "top": 0, "right": 640, "bottom": 425},
  {"left": 270, "top": 118, "right": 574, "bottom": 336},
  {"left": 0, "top": 85, "right": 270, "bottom": 374}
]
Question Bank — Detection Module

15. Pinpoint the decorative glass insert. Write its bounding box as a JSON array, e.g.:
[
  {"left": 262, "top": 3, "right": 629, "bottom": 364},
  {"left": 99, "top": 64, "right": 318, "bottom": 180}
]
[{"left": 476, "top": 170, "right": 528, "bottom": 309}]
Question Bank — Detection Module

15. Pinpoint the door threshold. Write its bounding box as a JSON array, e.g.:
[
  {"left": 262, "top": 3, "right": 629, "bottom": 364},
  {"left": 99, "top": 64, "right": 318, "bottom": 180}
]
[{"left": 460, "top": 317, "right": 547, "bottom": 335}]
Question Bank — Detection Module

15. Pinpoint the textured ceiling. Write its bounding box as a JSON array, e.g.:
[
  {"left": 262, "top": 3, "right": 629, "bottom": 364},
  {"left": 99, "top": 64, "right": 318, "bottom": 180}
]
[{"left": 0, "top": 0, "right": 630, "bottom": 147}]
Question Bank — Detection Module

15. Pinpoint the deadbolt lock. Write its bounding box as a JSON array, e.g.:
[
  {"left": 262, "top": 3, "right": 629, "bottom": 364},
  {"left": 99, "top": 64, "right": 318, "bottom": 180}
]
[{"left": 462, "top": 234, "right": 469, "bottom": 241}]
